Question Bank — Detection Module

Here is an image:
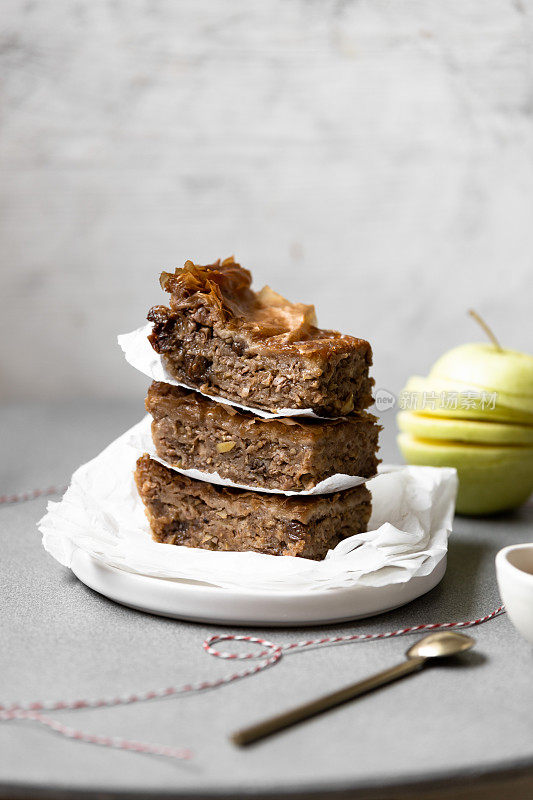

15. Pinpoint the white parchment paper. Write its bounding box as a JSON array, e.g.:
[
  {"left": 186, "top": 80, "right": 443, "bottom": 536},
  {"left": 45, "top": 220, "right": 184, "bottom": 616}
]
[
  {"left": 118, "top": 324, "right": 324, "bottom": 419},
  {"left": 129, "top": 415, "right": 368, "bottom": 495},
  {"left": 39, "top": 423, "right": 458, "bottom": 592}
]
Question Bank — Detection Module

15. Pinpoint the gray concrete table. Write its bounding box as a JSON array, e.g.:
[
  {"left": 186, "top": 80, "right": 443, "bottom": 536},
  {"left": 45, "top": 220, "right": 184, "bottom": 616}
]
[{"left": 1, "top": 401, "right": 533, "bottom": 800}]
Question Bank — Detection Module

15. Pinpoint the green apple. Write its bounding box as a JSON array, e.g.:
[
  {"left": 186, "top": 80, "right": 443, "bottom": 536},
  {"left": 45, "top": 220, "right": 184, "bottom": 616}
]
[
  {"left": 397, "top": 410, "right": 533, "bottom": 446},
  {"left": 397, "top": 316, "right": 533, "bottom": 513},
  {"left": 401, "top": 375, "right": 533, "bottom": 424},
  {"left": 397, "top": 433, "right": 533, "bottom": 515},
  {"left": 430, "top": 343, "right": 533, "bottom": 399}
]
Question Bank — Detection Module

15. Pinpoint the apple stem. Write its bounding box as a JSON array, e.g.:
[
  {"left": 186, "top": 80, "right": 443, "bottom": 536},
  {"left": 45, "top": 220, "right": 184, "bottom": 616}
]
[{"left": 468, "top": 309, "right": 503, "bottom": 351}]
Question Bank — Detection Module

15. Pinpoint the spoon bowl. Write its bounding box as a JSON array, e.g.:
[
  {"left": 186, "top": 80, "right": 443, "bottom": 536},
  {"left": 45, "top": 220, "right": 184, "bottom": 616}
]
[{"left": 406, "top": 631, "right": 475, "bottom": 660}]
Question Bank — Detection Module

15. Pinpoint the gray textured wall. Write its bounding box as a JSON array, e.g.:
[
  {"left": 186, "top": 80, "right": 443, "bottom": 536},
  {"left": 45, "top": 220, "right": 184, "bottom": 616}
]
[{"left": 1, "top": 0, "right": 532, "bottom": 404}]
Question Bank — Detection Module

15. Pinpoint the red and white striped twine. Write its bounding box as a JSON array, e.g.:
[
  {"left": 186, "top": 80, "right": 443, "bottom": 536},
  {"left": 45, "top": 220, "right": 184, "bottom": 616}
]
[
  {"left": 2, "top": 484, "right": 506, "bottom": 761},
  {"left": 0, "top": 485, "right": 67, "bottom": 506}
]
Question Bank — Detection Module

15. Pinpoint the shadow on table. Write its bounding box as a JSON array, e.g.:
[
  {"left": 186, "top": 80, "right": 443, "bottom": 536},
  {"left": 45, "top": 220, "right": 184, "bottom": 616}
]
[
  {"left": 424, "top": 538, "right": 489, "bottom": 614},
  {"left": 360, "top": 538, "right": 491, "bottom": 630}
]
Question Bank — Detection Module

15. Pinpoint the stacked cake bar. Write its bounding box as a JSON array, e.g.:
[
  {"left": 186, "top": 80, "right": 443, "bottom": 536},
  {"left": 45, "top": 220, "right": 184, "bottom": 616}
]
[{"left": 134, "top": 257, "right": 380, "bottom": 560}]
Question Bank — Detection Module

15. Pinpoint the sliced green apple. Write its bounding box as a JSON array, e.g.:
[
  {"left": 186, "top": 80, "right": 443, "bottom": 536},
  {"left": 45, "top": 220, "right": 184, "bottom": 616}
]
[
  {"left": 397, "top": 432, "right": 533, "bottom": 515},
  {"left": 397, "top": 410, "right": 533, "bottom": 446},
  {"left": 402, "top": 375, "right": 533, "bottom": 423},
  {"left": 430, "top": 343, "right": 533, "bottom": 399}
]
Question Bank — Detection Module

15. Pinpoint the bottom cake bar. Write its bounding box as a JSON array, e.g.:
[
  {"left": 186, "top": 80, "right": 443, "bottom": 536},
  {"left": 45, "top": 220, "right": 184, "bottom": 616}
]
[{"left": 135, "top": 454, "right": 372, "bottom": 560}]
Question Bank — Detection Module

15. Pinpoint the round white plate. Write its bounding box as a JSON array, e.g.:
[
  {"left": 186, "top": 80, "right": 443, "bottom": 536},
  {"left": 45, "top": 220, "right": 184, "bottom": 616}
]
[{"left": 71, "top": 550, "right": 447, "bottom": 627}]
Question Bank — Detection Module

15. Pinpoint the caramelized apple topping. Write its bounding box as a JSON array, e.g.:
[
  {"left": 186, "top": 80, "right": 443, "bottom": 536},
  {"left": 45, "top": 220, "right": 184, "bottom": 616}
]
[{"left": 154, "top": 257, "right": 317, "bottom": 343}]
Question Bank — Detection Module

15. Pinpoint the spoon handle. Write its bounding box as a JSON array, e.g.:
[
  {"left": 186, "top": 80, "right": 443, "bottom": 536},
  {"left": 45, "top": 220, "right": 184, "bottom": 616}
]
[{"left": 231, "top": 656, "right": 426, "bottom": 746}]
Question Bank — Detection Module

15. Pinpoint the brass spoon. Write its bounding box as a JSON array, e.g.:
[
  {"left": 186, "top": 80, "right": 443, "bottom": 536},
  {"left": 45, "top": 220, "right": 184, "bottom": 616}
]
[{"left": 231, "top": 631, "right": 475, "bottom": 746}]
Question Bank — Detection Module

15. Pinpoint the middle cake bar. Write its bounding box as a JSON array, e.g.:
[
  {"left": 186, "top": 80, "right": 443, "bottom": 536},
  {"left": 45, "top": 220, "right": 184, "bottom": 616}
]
[{"left": 146, "top": 381, "right": 381, "bottom": 492}]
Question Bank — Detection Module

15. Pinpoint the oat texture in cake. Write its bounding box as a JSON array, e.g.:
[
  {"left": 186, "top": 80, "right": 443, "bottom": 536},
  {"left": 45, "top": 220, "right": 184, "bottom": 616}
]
[
  {"left": 146, "top": 381, "right": 380, "bottom": 491},
  {"left": 147, "top": 257, "right": 374, "bottom": 416},
  {"left": 135, "top": 454, "right": 372, "bottom": 559}
]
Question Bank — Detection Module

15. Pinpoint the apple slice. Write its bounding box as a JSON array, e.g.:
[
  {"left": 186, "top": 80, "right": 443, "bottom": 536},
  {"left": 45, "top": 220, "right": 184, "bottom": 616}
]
[
  {"left": 397, "top": 410, "right": 533, "bottom": 446},
  {"left": 397, "top": 432, "right": 533, "bottom": 515},
  {"left": 430, "top": 343, "right": 533, "bottom": 399},
  {"left": 402, "top": 375, "right": 533, "bottom": 422}
]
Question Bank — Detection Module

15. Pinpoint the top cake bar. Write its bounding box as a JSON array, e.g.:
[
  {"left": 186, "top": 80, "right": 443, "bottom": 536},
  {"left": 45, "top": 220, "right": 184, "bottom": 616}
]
[{"left": 147, "top": 257, "right": 374, "bottom": 417}]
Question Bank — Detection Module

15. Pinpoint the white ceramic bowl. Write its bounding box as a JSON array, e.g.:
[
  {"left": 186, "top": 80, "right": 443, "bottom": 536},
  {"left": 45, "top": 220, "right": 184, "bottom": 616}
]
[{"left": 496, "top": 543, "right": 533, "bottom": 643}]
